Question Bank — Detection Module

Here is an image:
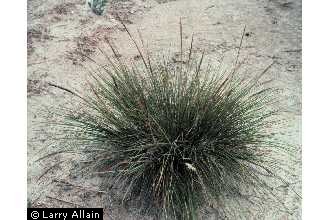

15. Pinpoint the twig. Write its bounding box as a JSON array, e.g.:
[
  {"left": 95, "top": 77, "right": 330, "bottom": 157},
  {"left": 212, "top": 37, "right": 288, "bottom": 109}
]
[
  {"left": 283, "top": 49, "right": 302, "bottom": 53},
  {"left": 234, "top": 25, "right": 246, "bottom": 68},
  {"left": 28, "top": 61, "right": 48, "bottom": 66},
  {"left": 28, "top": 58, "right": 57, "bottom": 66},
  {"left": 46, "top": 196, "right": 85, "bottom": 207},
  {"left": 37, "top": 161, "right": 64, "bottom": 181},
  {"left": 53, "top": 179, "right": 107, "bottom": 194},
  {"left": 205, "top": 5, "right": 215, "bottom": 10},
  {"left": 229, "top": 25, "right": 247, "bottom": 82},
  {"left": 180, "top": 17, "right": 183, "bottom": 70}
]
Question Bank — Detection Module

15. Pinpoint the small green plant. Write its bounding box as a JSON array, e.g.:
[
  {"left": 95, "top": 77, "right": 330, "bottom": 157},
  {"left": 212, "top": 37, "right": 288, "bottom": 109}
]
[
  {"left": 87, "top": 0, "right": 108, "bottom": 15},
  {"left": 45, "top": 23, "right": 298, "bottom": 219}
]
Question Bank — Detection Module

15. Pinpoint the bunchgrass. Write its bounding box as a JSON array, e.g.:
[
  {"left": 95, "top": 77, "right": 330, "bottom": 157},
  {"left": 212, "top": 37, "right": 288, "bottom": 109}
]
[{"left": 44, "top": 23, "right": 298, "bottom": 219}]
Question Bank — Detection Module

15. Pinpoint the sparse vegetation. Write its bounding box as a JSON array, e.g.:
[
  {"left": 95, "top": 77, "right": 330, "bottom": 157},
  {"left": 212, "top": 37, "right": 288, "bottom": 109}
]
[
  {"left": 27, "top": 26, "right": 53, "bottom": 55},
  {"left": 46, "top": 23, "right": 297, "bottom": 219}
]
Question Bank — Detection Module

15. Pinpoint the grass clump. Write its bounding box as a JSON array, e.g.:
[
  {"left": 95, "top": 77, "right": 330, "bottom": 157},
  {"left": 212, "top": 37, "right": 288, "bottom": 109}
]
[{"left": 46, "top": 24, "right": 298, "bottom": 219}]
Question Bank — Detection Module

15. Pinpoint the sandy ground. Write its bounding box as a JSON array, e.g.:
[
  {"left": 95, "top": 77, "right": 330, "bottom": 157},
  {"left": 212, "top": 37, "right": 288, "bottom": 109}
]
[{"left": 27, "top": 0, "right": 301, "bottom": 219}]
